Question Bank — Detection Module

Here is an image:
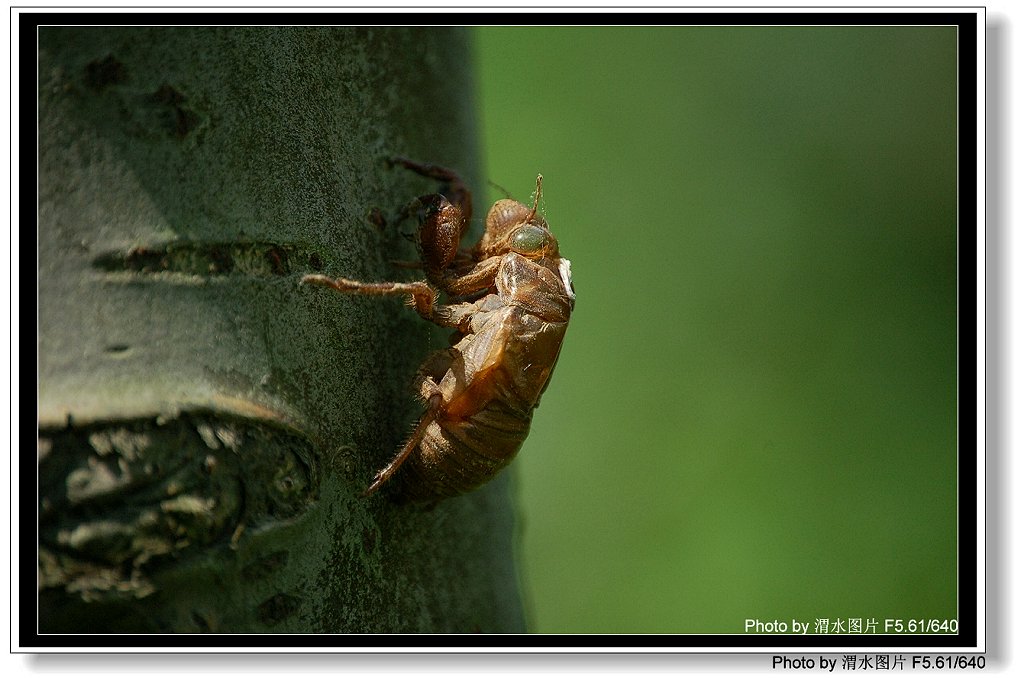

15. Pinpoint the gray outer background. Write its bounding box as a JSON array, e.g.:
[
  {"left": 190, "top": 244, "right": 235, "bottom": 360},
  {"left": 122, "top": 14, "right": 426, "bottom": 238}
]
[{"left": 37, "top": 27, "right": 525, "bottom": 633}]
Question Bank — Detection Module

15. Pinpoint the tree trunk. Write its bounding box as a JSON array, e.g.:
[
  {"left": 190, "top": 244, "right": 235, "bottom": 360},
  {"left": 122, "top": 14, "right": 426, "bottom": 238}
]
[{"left": 37, "top": 26, "right": 526, "bottom": 634}]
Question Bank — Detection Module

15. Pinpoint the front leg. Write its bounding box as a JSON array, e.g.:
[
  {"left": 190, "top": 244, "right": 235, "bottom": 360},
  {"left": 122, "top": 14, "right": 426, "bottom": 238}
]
[
  {"left": 302, "top": 274, "right": 440, "bottom": 323},
  {"left": 389, "top": 156, "right": 472, "bottom": 220},
  {"left": 413, "top": 194, "right": 467, "bottom": 273},
  {"left": 301, "top": 274, "right": 480, "bottom": 331},
  {"left": 388, "top": 158, "right": 477, "bottom": 287},
  {"left": 435, "top": 255, "right": 502, "bottom": 299}
]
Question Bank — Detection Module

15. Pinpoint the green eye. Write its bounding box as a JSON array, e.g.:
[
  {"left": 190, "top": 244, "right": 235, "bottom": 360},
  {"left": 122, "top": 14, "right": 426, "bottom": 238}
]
[{"left": 511, "top": 224, "right": 549, "bottom": 253}]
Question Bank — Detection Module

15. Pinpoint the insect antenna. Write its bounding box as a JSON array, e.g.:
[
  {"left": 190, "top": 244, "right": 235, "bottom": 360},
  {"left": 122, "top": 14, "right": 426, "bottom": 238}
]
[
  {"left": 487, "top": 179, "right": 514, "bottom": 199},
  {"left": 526, "top": 174, "right": 544, "bottom": 223}
]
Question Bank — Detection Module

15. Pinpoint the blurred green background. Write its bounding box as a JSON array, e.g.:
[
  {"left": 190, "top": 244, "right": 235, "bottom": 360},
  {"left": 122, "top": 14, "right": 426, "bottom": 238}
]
[{"left": 472, "top": 26, "right": 958, "bottom": 634}]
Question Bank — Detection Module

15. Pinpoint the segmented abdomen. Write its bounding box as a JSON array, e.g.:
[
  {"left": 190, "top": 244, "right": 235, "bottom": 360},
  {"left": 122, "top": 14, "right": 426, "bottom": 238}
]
[{"left": 395, "top": 401, "right": 532, "bottom": 501}]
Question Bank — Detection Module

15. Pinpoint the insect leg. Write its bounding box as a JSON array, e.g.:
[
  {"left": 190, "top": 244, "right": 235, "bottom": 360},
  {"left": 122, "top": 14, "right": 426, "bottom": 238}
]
[
  {"left": 363, "top": 390, "right": 443, "bottom": 497},
  {"left": 415, "top": 349, "right": 454, "bottom": 388},
  {"left": 301, "top": 274, "right": 441, "bottom": 323},
  {"left": 302, "top": 274, "right": 481, "bottom": 331},
  {"left": 436, "top": 255, "right": 501, "bottom": 298},
  {"left": 363, "top": 349, "right": 451, "bottom": 497},
  {"left": 415, "top": 194, "right": 466, "bottom": 272},
  {"left": 389, "top": 157, "right": 472, "bottom": 219}
]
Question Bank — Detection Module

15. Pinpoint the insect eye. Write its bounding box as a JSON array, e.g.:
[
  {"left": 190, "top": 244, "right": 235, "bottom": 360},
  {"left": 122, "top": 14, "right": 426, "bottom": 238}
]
[{"left": 510, "top": 224, "right": 549, "bottom": 254}]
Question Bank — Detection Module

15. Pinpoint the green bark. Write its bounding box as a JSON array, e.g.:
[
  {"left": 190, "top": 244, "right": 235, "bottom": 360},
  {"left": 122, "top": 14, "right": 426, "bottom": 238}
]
[{"left": 38, "top": 26, "right": 526, "bottom": 633}]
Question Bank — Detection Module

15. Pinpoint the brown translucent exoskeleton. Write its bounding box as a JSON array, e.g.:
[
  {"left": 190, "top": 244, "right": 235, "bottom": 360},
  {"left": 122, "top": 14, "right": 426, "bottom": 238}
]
[{"left": 302, "top": 158, "right": 575, "bottom": 502}]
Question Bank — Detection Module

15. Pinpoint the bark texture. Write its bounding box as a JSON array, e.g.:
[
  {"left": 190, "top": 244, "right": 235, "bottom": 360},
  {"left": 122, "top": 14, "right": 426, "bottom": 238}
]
[{"left": 37, "top": 26, "right": 526, "bottom": 633}]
